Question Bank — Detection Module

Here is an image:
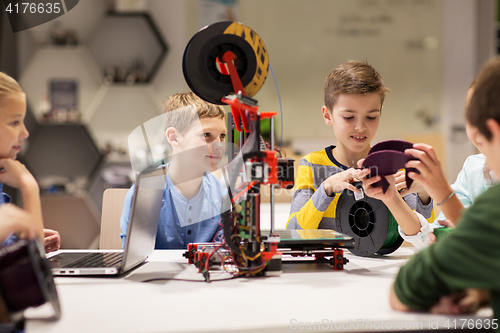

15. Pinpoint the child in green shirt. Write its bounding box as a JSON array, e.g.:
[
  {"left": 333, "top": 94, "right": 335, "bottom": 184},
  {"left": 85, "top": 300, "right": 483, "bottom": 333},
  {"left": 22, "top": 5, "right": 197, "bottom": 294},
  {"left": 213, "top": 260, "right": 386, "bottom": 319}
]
[{"left": 391, "top": 57, "right": 500, "bottom": 327}]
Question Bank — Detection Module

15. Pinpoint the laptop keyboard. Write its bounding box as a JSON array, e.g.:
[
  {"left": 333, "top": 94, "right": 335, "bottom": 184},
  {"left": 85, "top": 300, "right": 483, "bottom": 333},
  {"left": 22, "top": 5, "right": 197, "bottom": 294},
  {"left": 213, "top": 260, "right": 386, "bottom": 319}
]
[{"left": 64, "top": 252, "right": 123, "bottom": 268}]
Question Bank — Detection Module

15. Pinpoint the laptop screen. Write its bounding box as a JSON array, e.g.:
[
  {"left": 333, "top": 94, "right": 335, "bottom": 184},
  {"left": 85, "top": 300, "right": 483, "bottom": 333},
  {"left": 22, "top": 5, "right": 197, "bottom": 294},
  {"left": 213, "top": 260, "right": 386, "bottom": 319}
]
[{"left": 122, "top": 166, "right": 166, "bottom": 272}]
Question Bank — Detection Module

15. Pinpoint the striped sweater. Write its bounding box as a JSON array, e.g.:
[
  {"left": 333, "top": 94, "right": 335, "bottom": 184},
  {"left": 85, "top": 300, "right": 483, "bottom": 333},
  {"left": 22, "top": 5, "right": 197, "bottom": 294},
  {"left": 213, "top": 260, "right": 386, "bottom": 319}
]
[{"left": 287, "top": 146, "right": 434, "bottom": 230}]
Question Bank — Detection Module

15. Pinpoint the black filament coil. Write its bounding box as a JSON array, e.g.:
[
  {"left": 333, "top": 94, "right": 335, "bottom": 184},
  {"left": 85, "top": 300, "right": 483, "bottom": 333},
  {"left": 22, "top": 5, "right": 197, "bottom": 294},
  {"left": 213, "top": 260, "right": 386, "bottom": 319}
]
[
  {"left": 321, "top": 183, "right": 403, "bottom": 257},
  {"left": 183, "top": 21, "right": 269, "bottom": 105}
]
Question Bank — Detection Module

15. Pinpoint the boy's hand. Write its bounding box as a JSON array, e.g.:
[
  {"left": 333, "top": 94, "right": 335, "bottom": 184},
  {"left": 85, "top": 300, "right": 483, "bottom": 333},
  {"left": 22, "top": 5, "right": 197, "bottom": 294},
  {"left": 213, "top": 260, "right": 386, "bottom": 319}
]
[
  {"left": 44, "top": 228, "right": 61, "bottom": 253},
  {"left": 428, "top": 219, "right": 456, "bottom": 244},
  {"left": 430, "top": 289, "right": 490, "bottom": 315},
  {"left": 424, "top": 219, "right": 455, "bottom": 246},
  {"left": 0, "top": 159, "right": 37, "bottom": 190},
  {"left": 358, "top": 158, "right": 397, "bottom": 203},
  {"left": 323, "top": 168, "right": 370, "bottom": 197},
  {"left": 0, "top": 205, "right": 36, "bottom": 242},
  {"left": 359, "top": 172, "right": 400, "bottom": 204},
  {"left": 357, "top": 158, "right": 399, "bottom": 203},
  {"left": 404, "top": 144, "right": 451, "bottom": 204}
]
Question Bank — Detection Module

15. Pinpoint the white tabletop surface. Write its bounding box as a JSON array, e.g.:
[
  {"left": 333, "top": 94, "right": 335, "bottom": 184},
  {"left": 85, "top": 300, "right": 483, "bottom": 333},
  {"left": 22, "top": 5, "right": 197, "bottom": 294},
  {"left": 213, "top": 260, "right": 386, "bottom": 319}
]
[{"left": 25, "top": 246, "right": 492, "bottom": 333}]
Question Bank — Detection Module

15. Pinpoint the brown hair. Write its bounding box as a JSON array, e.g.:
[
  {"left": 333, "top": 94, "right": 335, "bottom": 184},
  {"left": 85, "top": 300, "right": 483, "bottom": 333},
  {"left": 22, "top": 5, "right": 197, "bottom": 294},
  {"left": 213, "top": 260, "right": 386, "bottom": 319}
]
[
  {"left": 0, "top": 72, "right": 23, "bottom": 106},
  {"left": 466, "top": 56, "right": 500, "bottom": 141},
  {"left": 162, "top": 92, "right": 225, "bottom": 133},
  {"left": 323, "top": 60, "right": 389, "bottom": 111}
]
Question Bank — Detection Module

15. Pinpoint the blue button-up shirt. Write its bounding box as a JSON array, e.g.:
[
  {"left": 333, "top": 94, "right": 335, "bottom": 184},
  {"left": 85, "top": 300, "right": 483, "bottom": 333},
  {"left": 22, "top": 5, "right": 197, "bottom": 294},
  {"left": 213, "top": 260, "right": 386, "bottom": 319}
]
[{"left": 120, "top": 167, "right": 228, "bottom": 249}]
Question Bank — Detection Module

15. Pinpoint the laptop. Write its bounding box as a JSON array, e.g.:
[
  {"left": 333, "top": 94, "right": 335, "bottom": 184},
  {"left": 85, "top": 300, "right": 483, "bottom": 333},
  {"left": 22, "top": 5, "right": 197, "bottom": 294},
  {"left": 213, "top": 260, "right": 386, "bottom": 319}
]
[{"left": 49, "top": 165, "right": 166, "bottom": 276}]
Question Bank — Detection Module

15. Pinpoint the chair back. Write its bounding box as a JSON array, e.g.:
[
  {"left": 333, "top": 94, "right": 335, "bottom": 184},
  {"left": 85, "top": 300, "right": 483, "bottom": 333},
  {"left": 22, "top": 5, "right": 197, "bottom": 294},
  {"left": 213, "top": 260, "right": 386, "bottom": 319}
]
[{"left": 99, "top": 188, "right": 129, "bottom": 249}]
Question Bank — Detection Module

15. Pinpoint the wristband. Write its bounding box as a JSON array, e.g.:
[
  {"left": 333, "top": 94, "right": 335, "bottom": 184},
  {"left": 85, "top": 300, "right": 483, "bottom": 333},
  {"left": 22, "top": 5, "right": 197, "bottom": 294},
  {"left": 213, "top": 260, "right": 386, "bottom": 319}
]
[{"left": 437, "top": 191, "right": 455, "bottom": 206}]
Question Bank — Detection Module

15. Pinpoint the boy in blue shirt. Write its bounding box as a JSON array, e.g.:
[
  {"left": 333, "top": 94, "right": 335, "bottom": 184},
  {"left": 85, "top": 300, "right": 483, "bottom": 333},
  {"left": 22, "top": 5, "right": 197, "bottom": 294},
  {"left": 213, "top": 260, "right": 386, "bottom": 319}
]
[{"left": 120, "top": 92, "right": 228, "bottom": 249}]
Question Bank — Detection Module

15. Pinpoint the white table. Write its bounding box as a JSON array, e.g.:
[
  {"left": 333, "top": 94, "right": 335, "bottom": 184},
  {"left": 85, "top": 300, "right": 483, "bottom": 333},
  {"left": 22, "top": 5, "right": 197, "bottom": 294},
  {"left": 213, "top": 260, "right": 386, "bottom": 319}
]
[{"left": 25, "top": 247, "right": 492, "bottom": 333}]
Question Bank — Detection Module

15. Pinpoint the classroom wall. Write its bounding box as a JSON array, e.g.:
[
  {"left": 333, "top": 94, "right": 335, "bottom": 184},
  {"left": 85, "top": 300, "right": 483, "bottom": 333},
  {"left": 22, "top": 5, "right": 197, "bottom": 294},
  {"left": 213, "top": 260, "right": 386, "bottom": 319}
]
[
  {"left": 441, "top": 0, "right": 496, "bottom": 180},
  {"left": 14, "top": 0, "right": 497, "bottom": 183},
  {"left": 238, "top": 0, "right": 443, "bottom": 147},
  {"left": 235, "top": 0, "right": 495, "bottom": 181},
  {"left": 4, "top": 0, "right": 496, "bottom": 247},
  {"left": 148, "top": 0, "right": 494, "bottom": 181}
]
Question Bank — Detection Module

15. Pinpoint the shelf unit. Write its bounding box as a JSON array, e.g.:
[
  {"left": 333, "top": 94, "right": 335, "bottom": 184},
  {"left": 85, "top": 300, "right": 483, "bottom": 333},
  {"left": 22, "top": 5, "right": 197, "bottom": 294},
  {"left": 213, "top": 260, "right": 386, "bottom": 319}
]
[
  {"left": 88, "top": 12, "right": 168, "bottom": 83},
  {"left": 83, "top": 83, "right": 162, "bottom": 151},
  {"left": 17, "top": 11, "right": 168, "bottom": 249},
  {"left": 19, "top": 46, "right": 102, "bottom": 119},
  {"left": 23, "top": 123, "right": 102, "bottom": 181}
]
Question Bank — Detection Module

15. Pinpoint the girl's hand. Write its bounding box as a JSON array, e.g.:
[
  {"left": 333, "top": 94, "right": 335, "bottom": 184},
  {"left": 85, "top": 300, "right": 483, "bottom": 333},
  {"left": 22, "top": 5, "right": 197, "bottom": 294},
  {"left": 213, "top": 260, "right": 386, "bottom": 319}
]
[
  {"left": 395, "top": 169, "right": 426, "bottom": 196},
  {"left": 395, "top": 169, "right": 431, "bottom": 204},
  {"left": 0, "top": 159, "right": 37, "bottom": 190},
  {"left": 358, "top": 159, "right": 421, "bottom": 237},
  {"left": 44, "top": 228, "right": 61, "bottom": 253},
  {"left": 394, "top": 170, "right": 407, "bottom": 192},
  {"left": 404, "top": 144, "right": 451, "bottom": 204}
]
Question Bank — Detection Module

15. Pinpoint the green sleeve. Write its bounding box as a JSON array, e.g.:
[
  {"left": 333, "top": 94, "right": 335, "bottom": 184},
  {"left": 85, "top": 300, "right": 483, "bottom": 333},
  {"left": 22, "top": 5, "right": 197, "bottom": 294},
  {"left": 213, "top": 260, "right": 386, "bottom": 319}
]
[{"left": 394, "top": 184, "right": 500, "bottom": 310}]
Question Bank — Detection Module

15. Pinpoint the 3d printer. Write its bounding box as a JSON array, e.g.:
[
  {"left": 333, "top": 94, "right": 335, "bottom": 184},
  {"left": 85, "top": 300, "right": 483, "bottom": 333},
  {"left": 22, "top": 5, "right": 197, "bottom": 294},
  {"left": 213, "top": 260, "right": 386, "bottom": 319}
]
[{"left": 181, "top": 22, "right": 354, "bottom": 281}]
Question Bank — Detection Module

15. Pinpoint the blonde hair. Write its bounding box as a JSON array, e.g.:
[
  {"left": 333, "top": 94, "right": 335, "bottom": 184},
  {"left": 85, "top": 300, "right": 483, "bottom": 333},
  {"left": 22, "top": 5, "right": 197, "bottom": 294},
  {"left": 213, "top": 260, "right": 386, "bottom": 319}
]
[
  {"left": 0, "top": 72, "right": 23, "bottom": 106},
  {"left": 162, "top": 92, "right": 225, "bottom": 133},
  {"left": 324, "top": 60, "right": 389, "bottom": 111}
]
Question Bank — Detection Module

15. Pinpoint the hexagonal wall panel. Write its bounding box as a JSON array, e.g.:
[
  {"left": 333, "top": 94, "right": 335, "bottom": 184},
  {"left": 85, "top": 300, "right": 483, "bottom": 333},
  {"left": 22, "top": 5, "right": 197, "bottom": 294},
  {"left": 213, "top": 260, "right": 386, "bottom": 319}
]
[
  {"left": 88, "top": 12, "right": 168, "bottom": 83},
  {"left": 17, "top": 30, "right": 39, "bottom": 78},
  {"left": 84, "top": 84, "right": 161, "bottom": 151},
  {"left": 23, "top": 124, "right": 102, "bottom": 181},
  {"left": 25, "top": 1, "right": 107, "bottom": 45},
  {"left": 19, "top": 46, "right": 102, "bottom": 119},
  {"left": 87, "top": 155, "right": 133, "bottom": 216}
]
